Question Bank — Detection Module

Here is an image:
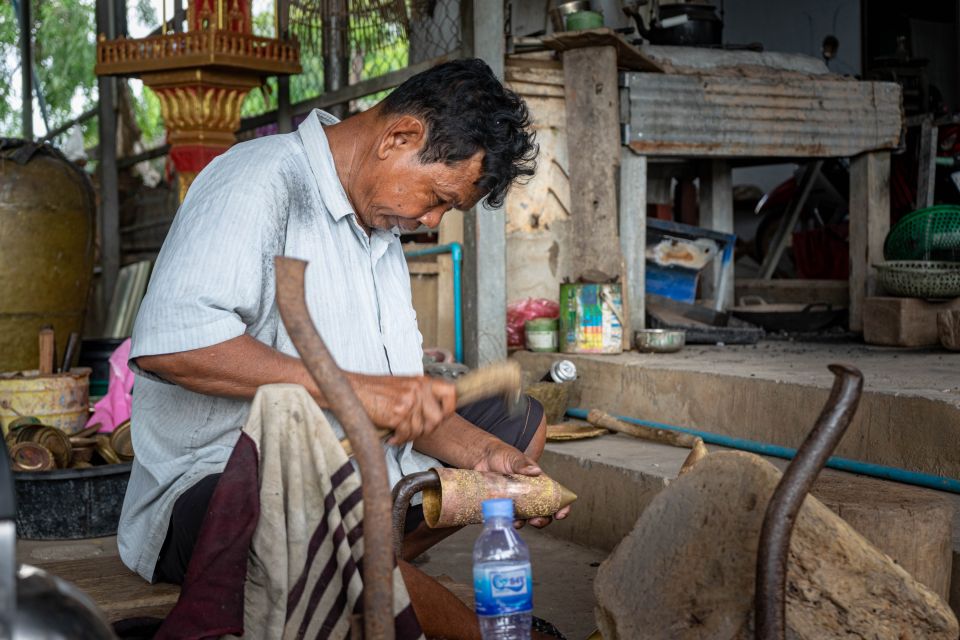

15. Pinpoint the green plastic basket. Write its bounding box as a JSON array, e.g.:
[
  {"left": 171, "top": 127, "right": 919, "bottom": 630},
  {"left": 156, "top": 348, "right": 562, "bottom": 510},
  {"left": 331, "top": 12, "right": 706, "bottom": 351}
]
[
  {"left": 884, "top": 205, "right": 960, "bottom": 262},
  {"left": 875, "top": 261, "right": 960, "bottom": 298}
]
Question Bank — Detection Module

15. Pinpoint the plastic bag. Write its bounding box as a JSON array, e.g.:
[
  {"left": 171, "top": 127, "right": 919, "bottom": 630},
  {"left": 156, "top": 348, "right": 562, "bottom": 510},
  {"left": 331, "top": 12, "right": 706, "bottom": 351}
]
[{"left": 507, "top": 298, "right": 560, "bottom": 348}]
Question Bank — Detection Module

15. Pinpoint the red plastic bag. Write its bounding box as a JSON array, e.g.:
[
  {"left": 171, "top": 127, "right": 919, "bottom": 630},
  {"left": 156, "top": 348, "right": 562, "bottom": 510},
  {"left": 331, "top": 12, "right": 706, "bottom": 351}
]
[{"left": 507, "top": 298, "right": 560, "bottom": 348}]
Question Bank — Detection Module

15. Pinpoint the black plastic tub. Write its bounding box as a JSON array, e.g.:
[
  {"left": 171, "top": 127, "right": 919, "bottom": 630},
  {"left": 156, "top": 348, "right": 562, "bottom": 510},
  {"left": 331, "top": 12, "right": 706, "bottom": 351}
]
[
  {"left": 14, "top": 463, "right": 131, "bottom": 539},
  {"left": 78, "top": 338, "right": 125, "bottom": 382}
]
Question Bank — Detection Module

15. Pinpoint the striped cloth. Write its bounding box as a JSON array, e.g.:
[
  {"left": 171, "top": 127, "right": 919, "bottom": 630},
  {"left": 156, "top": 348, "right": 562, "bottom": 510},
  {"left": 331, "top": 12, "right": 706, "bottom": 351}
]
[{"left": 156, "top": 384, "right": 423, "bottom": 640}]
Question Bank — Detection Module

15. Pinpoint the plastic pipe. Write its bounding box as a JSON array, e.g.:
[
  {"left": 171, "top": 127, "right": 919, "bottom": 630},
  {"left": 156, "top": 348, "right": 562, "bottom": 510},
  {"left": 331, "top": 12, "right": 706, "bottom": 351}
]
[
  {"left": 404, "top": 243, "right": 463, "bottom": 363},
  {"left": 565, "top": 408, "right": 960, "bottom": 494}
]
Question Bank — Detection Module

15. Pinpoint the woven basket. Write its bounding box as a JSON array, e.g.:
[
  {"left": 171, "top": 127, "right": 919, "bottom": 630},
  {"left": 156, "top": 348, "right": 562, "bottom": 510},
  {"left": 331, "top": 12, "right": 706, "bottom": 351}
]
[
  {"left": 875, "top": 261, "right": 960, "bottom": 298},
  {"left": 884, "top": 205, "right": 960, "bottom": 261}
]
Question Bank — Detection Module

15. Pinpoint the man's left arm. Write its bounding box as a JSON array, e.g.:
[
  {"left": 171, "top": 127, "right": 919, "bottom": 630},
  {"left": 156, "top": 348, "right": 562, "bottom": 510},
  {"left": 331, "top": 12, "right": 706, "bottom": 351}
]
[{"left": 411, "top": 414, "right": 571, "bottom": 527}]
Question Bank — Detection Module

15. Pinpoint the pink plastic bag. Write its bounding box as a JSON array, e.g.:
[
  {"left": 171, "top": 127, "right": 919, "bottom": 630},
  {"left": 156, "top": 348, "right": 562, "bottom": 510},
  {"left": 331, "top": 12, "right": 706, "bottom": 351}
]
[
  {"left": 85, "top": 338, "right": 134, "bottom": 433},
  {"left": 506, "top": 298, "right": 560, "bottom": 348}
]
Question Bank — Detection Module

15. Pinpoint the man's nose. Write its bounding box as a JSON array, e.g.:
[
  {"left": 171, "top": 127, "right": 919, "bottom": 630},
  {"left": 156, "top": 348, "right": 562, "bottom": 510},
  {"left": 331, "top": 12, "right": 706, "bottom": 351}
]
[{"left": 419, "top": 209, "right": 445, "bottom": 229}]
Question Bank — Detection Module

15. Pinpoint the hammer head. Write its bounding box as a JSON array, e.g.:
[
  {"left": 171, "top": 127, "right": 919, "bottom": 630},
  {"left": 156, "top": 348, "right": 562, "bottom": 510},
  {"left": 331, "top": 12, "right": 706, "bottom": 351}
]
[{"left": 453, "top": 361, "right": 524, "bottom": 416}]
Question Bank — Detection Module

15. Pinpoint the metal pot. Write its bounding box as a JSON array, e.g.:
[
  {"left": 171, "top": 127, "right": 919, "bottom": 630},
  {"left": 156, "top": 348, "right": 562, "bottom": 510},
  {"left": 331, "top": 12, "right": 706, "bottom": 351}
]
[
  {"left": 0, "top": 437, "right": 115, "bottom": 637},
  {"left": 627, "top": 2, "right": 723, "bottom": 47},
  {"left": 731, "top": 297, "right": 847, "bottom": 333},
  {"left": 549, "top": 0, "right": 591, "bottom": 31}
]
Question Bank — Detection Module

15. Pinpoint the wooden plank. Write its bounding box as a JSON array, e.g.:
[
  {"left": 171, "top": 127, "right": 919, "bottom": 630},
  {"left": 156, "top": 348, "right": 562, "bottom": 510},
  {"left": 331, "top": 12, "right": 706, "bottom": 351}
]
[
  {"left": 917, "top": 118, "right": 938, "bottom": 210},
  {"left": 543, "top": 28, "right": 664, "bottom": 72},
  {"left": 505, "top": 67, "right": 564, "bottom": 87},
  {"left": 33, "top": 554, "right": 180, "bottom": 622},
  {"left": 735, "top": 279, "right": 848, "bottom": 307},
  {"left": 699, "top": 160, "right": 734, "bottom": 310},
  {"left": 563, "top": 46, "right": 623, "bottom": 281},
  {"left": 638, "top": 44, "right": 830, "bottom": 77},
  {"left": 504, "top": 83, "right": 565, "bottom": 99},
  {"left": 407, "top": 262, "right": 441, "bottom": 276},
  {"left": 862, "top": 297, "right": 960, "bottom": 347},
  {"left": 619, "top": 149, "right": 647, "bottom": 340},
  {"left": 849, "top": 152, "right": 891, "bottom": 331}
]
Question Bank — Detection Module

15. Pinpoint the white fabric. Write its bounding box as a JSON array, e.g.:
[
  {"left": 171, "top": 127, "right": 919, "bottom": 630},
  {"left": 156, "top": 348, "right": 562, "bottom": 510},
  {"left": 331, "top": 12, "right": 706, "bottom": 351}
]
[
  {"left": 233, "top": 384, "right": 422, "bottom": 640},
  {"left": 118, "top": 110, "right": 440, "bottom": 580}
]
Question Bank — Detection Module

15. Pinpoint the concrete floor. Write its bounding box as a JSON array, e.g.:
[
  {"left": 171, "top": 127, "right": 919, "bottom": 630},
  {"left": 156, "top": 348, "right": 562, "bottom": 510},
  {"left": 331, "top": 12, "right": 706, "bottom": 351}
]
[{"left": 417, "top": 526, "right": 607, "bottom": 640}]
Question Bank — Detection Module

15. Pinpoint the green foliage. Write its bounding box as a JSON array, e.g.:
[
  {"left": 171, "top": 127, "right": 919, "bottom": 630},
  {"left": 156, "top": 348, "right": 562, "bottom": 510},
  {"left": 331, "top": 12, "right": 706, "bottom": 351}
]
[
  {"left": 0, "top": 2, "right": 19, "bottom": 135},
  {"left": 34, "top": 0, "right": 98, "bottom": 129}
]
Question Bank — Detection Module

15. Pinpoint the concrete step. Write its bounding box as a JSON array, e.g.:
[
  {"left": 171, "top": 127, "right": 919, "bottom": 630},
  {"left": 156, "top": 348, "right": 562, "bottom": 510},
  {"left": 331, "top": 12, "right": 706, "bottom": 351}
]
[
  {"left": 515, "top": 343, "right": 960, "bottom": 478},
  {"left": 535, "top": 432, "right": 960, "bottom": 620}
]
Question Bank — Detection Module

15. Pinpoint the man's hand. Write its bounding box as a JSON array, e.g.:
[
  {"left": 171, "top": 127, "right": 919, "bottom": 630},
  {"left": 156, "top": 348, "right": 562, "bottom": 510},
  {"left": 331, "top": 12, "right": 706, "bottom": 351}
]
[
  {"left": 472, "top": 441, "right": 572, "bottom": 530},
  {"left": 351, "top": 375, "right": 457, "bottom": 445}
]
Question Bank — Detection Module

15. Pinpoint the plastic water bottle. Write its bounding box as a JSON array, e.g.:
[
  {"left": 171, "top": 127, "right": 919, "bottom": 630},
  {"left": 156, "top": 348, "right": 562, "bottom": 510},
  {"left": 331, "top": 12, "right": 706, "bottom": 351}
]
[{"left": 473, "top": 498, "right": 533, "bottom": 639}]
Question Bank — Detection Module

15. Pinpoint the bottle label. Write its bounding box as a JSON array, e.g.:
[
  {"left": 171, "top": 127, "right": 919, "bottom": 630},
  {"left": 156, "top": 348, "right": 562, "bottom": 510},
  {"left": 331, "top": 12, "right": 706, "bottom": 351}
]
[{"left": 473, "top": 562, "right": 533, "bottom": 616}]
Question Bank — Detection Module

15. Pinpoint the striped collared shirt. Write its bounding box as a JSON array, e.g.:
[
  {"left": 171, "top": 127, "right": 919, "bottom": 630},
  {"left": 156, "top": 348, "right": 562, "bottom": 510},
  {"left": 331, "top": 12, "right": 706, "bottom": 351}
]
[{"left": 119, "top": 109, "right": 439, "bottom": 580}]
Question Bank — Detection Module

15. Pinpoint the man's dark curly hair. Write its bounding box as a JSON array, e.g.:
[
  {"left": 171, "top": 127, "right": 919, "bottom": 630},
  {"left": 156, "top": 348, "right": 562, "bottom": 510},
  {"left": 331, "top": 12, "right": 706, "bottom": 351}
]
[{"left": 381, "top": 58, "right": 538, "bottom": 208}]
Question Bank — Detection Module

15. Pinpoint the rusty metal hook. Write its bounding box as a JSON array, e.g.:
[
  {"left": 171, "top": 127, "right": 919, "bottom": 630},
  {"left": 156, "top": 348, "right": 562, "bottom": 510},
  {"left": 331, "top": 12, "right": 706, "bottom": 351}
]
[
  {"left": 391, "top": 471, "right": 440, "bottom": 558},
  {"left": 755, "top": 363, "right": 863, "bottom": 640},
  {"left": 274, "top": 257, "right": 395, "bottom": 640}
]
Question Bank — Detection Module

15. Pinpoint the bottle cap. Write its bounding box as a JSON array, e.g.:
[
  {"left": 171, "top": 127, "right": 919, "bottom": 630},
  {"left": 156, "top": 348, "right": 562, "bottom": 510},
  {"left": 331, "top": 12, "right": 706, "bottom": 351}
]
[{"left": 481, "top": 498, "right": 514, "bottom": 520}]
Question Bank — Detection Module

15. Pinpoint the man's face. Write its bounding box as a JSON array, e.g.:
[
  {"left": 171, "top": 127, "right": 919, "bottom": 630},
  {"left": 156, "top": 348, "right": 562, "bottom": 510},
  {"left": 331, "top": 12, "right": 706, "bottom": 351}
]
[{"left": 356, "top": 115, "right": 485, "bottom": 232}]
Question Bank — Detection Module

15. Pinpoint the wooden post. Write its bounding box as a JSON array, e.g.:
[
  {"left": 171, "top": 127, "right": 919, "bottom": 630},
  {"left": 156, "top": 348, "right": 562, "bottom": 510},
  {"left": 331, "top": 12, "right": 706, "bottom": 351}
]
[
  {"left": 620, "top": 148, "right": 647, "bottom": 339},
  {"left": 699, "top": 159, "right": 733, "bottom": 310},
  {"left": 276, "top": 0, "right": 292, "bottom": 133},
  {"left": 461, "top": 0, "right": 507, "bottom": 366},
  {"left": 917, "top": 117, "right": 937, "bottom": 210},
  {"left": 562, "top": 46, "right": 623, "bottom": 281},
  {"left": 17, "top": 0, "right": 32, "bottom": 140},
  {"left": 849, "top": 151, "right": 891, "bottom": 332},
  {"left": 96, "top": 0, "right": 120, "bottom": 315}
]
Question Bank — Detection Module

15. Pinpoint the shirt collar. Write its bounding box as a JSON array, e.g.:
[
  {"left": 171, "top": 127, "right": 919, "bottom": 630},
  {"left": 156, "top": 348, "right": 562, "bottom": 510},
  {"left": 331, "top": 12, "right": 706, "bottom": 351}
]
[
  {"left": 298, "top": 109, "right": 355, "bottom": 223},
  {"left": 298, "top": 109, "right": 403, "bottom": 240}
]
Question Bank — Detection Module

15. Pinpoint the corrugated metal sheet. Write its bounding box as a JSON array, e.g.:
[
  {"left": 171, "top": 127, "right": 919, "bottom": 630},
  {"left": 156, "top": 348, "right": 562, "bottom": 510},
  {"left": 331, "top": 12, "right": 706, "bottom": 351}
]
[{"left": 622, "top": 73, "right": 902, "bottom": 158}]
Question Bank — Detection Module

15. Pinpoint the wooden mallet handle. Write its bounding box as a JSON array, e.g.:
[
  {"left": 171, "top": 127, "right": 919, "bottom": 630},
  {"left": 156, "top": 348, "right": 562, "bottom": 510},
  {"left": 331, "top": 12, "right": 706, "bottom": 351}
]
[{"left": 454, "top": 361, "right": 522, "bottom": 409}]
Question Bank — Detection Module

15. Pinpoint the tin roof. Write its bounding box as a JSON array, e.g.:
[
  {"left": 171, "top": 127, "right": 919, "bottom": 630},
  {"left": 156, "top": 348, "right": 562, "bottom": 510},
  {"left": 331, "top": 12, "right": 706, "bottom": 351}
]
[{"left": 621, "top": 72, "right": 903, "bottom": 158}]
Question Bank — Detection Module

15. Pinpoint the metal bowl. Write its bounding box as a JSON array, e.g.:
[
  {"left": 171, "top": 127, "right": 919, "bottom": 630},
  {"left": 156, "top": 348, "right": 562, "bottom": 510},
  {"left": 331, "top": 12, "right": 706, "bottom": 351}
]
[
  {"left": 635, "top": 329, "right": 686, "bottom": 353},
  {"left": 549, "top": 0, "right": 591, "bottom": 31}
]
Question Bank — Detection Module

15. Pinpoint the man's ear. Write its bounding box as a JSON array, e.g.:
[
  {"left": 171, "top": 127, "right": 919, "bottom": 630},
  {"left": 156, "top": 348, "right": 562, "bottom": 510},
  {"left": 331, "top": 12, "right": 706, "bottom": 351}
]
[{"left": 377, "top": 115, "right": 426, "bottom": 160}]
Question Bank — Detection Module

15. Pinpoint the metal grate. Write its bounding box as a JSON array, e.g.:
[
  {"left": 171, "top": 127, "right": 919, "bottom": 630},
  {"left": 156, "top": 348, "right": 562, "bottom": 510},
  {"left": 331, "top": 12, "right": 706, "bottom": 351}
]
[{"left": 287, "top": 0, "right": 461, "bottom": 111}]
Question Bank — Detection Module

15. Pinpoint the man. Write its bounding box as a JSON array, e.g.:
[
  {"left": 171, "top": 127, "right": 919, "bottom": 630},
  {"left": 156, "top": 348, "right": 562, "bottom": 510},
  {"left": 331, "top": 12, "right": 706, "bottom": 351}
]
[{"left": 120, "top": 58, "right": 568, "bottom": 636}]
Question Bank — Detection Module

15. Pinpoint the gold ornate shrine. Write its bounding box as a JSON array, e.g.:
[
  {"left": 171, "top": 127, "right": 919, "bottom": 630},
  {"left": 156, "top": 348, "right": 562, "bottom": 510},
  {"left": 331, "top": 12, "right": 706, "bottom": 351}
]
[{"left": 95, "top": 0, "right": 301, "bottom": 201}]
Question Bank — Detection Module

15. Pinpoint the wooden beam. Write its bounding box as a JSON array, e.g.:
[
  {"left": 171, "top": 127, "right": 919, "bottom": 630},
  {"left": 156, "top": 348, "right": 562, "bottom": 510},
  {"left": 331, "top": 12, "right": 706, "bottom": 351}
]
[
  {"left": 562, "top": 45, "right": 623, "bottom": 281},
  {"left": 96, "top": 0, "right": 120, "bottom": 315},
  {"left": 619, "top": 149, "right": 647, "bottom": 339},
  {"left": 849, "top": 151, "right": 891, "bottom": 332},
  {"left": 917, "top": 117, "right": 938, "bottom": 210},
  {"left": 276, "top": 0, "right": 291, "bottom": 133},
  {"left": 461, "top": 0, "right": 507, "bottom": 367},
  {"left": 17, "top": 0, "right": 32, "bottom": 140},
  {"left": 699, "top": 160, "right": 734, "bottom": 310}
]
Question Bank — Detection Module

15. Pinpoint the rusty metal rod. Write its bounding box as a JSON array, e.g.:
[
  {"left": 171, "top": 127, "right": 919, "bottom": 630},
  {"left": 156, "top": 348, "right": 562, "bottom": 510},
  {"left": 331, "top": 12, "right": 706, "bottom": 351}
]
[
  {"left": 755, "top": 364, "right": 863, "bottom": 640},
  {"left": 390, "top": 471, "right": 440, "bottom": 558},
  {"left": 274, "top": 257, "right": 395, "bottom": 640}
]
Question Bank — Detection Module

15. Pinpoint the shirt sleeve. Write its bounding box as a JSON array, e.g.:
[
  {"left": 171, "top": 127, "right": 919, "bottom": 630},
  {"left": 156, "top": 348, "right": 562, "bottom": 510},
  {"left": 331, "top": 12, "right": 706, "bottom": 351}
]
[{"left": 129, "top": 151, "right": 286, "bottom": 375}]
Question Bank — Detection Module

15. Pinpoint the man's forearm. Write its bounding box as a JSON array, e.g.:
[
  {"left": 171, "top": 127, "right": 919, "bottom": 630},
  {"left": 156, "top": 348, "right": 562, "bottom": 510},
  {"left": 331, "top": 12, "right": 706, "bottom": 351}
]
[
  {"left": 136, "top": 334, "right": 330, "bottom": 404},
  {"left": 135, "top": 335, "right": 456, "bottom": 442},
  {"left": 411, "top": 412, "right": 503, "bottom": 469}
]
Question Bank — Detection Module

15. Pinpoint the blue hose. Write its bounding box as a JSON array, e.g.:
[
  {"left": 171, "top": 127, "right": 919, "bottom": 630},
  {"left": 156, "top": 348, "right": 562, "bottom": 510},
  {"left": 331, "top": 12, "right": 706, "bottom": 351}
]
[
  {"left": 404, "top": 243, "right": 463, "bottom": 363},
  {"left": 566, "top": 408, "right": 960, "bottom": 494}
]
